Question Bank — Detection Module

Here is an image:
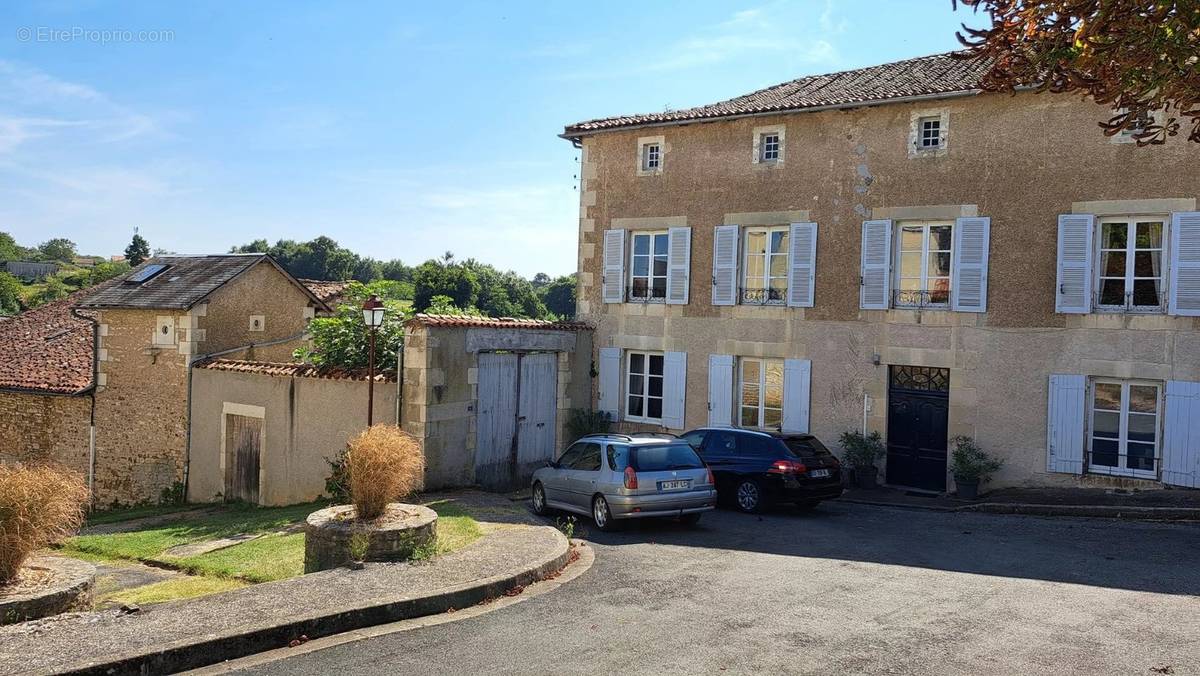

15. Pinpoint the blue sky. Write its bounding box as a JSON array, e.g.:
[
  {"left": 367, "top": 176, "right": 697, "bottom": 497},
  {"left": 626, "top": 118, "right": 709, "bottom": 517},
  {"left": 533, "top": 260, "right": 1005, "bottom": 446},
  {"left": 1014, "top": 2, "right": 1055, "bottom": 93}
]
[{"left": 0, "top": 1, "right": 979, "bottom": 277}]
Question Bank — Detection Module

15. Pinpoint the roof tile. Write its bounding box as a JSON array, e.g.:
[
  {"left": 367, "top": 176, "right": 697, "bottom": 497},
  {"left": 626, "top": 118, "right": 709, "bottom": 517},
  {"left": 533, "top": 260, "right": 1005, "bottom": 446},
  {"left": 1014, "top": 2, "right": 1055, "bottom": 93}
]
[
  {"left": 194, "top": 359, "right": 396, "bottom": 382},
  {"left": 406, "top": 314, "right": 591, "bottom": 331},
  {"left": 0, "top": 295, "right": 95, "bottom": 394}
]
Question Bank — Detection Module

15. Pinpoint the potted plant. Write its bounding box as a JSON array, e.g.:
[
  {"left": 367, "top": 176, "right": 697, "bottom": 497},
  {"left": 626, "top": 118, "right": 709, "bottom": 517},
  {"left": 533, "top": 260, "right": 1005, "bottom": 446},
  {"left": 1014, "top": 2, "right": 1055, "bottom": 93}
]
[
  {"left": 950, "top": 436, "right": 1002, "bottom": 500},
  {"left": 838, "top": 430, "right": 885, "bottom": 489}
]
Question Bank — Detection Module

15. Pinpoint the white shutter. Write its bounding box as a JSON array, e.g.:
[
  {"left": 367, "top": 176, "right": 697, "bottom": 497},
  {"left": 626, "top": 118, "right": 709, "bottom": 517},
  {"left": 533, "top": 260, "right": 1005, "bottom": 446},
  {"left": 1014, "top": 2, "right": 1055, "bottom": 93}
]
[
  {"left": 1046, "top": 374, "right": 1086, "bottom": 474},
  {"left": 662, "top": 351, "right": 688, "bottom": 429},
  {"left": 1162, "top": 380, "right": 1200, "bottom": 488},
  {"left": 1055, "top": 214, "right": 1094, "bottom": 314},
  {"left": 597, "top": 347, "right": 621, "bottom": 418},
  {"left": 666, "top": 227, "right": 691, "bottom": 305},
  {"left": 859, "top": 219, "right": 892, "bottom": 310},
  {"left": 781, "top": 358, "right": 812, "bottom": 434},
  {"left": 1168, "top": 211, "right": 1200, "bottom": 317},
  {"left": 951, "top": 216, "right": 990, "bottom": 312},
  {"left": 707, "top": 354, "right": 734, "bottom": 427},
  {"left": 787, "top": 222, "right": 817, "bottom": 308},
  {"left": 712, "top": 225, "right": 740, "bottom": 306},
  {"left": 602, "top": 229, "right": 625, "bottom": 304}
]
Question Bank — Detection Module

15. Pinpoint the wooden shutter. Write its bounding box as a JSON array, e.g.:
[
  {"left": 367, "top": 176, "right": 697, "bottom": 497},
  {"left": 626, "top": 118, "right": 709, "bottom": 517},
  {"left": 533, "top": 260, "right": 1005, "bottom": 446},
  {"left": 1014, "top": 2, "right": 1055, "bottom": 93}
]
[
  {"left": 707, "top": 354, "right": 734, "bottom": 427},
  {"left": 1168, "top": 211, "right": 1200, "bottom": 317},
  {"left": 859, "top": 219, "right": 892, "bottom": 310},
  {"left": 787, "top": 222, "right": 818, "bottom": 308},
  {"left": 1046, "top": 374, "right": 1086, "bottom": 474},
  {"left": 1055, "top": 214, "right": 1094, "bottom": 314},
  {"left": 1162, "top": 380, "right": 1200, "bottom": 488},
  {"left": 597, "top": 347, "right": 621, "bottom": 417},
  {"left": 662, "top": 351, "right": 688, "bottom": 429},
  {"left": 781, "top": 358, "right": 812, "bottom": 434},
  {"left": 951, "top": 216, "right": 990, "bottom": 312},
  {"left": 602, "top": 229, "right": 625, "bottom": 304},
  {"left": 712, "top": 225, "right": 740, "bottom": 306},
  {"left": 666, "top": 227, "right": 691, "bottom": 305}
]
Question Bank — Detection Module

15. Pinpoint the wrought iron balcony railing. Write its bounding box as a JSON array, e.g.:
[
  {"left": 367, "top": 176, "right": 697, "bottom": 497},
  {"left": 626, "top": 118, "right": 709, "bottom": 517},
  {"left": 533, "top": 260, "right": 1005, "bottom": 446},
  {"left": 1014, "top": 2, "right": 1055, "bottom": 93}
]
[
  {"left": 626, "top": 286, "right": 667, "bottom": 304},
  {"left": 892, "top": 289, "right": 950, "bottom": 308},
  {"left": 740, "top": 287, "right": 787, "bottom": 305}
]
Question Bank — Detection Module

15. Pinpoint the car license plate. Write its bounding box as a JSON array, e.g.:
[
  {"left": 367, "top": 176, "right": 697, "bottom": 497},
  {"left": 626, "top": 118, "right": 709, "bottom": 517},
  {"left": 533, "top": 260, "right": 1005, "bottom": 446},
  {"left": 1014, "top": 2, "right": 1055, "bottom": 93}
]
[
  {"left": 809, "top": 469, "right": 831, "bottom": 479},
  {"left": 658, "top": 480, "right": 690, "bottom": 491}
]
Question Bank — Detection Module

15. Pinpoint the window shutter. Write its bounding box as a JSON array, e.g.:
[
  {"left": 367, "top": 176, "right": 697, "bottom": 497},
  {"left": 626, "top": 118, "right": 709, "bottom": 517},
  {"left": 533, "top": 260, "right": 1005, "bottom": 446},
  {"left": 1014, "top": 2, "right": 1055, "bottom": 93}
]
[
  {"left": 859, "top": 219, "right": 892, "bottom": 310},
  {"left": 951, "top": 216, "right": 990, "bottom": 312},
  {"left": 1055, "top": 214, "right": 1094, "bottom": 314},
  {"left": 666, "top": 227, "right": 691, "bottom": 305},
  {"left": 1162, "top": 380, "right": 1200, "bottom": 488},
  {"left": 707, "top": 354, "right": 734, "bottom": 427},
  {"left": 1046, "top": 374, "right": 1086, "bottom": 474},
  {"left": 597, "top": 347, "right": 621, "bottom": 418},
  {"left": 711, "top": 225, "right": 740, "bottom": 306},
  {"left": 602, "top": 229, "right": 625, "bottom": 304},
  {"left": 1168, "top": 211, "right": 1200, "bottom": 317},
  {"left": 787, "top": 222, "right": 818, "bottom": 308},
  {"left": 781, "top": 358, "right": 812, "bottom": 434},
  {"left": 662, "top": 351, "right": 688, "bottom": 429}
]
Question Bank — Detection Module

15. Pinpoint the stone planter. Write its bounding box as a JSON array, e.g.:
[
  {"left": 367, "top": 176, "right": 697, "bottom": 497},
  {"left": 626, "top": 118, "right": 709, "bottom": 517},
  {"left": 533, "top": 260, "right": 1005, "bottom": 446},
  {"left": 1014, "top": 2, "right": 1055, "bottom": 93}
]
[
  {"left": 955, "top": 477, "right": 981, "bottom": 500},
  {"left": 304, "top": 503, "right": 438, "bottom": 573},
  {"left": 853, "top": 465, "right": 878, "bottom": 489},
  {"left": 0, "top": 556, "right": 96, "bottom": 625}
]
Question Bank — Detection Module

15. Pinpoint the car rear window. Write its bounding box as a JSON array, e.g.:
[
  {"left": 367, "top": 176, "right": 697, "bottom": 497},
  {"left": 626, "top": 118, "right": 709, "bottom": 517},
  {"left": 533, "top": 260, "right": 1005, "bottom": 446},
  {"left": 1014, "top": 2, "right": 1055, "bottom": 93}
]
[
  {"left": 630, "top": 443, "right": 705, "bottom": 471},
  {"left": 782, "top": 436, "right": 833, "bottom": 458}
]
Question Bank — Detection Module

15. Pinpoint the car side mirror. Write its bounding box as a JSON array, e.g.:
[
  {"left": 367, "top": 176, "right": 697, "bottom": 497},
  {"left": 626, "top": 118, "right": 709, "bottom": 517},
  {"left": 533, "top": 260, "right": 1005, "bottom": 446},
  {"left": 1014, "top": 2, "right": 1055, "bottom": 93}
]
[{"left": 546, "top": 460, "right": 559, "bottom": 469}]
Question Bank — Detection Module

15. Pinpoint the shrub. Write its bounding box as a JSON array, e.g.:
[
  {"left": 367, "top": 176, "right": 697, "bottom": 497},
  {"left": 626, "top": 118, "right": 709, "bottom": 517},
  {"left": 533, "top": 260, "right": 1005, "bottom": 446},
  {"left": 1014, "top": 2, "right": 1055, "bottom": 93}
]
[
  {"left": 565, "top": 409, "right": 613, "bottom": 442},
  {"left": 0, "top": 463, "right": 90, "bottom": 584},
  {"left": 838, "top": 430, "right": 885, "bottom": 469},
  {"left": 950, "top": 436, "right": 1003, "bottom": 483},
  {"left": 346, "top": 425, "right": 424, "bottom": 520},
  {"left": 324, "top": 448, "right": 350, "bottom": 503}
]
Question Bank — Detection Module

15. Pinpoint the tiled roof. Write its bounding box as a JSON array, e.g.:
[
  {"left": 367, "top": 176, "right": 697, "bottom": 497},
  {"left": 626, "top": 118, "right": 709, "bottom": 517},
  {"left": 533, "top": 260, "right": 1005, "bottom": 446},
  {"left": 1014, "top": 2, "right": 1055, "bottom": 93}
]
[
  {"left": 0, "top": 296, "right": 95, "bottom": 395},
  {"left": 563, "top": 51, "right": 990, "bottom": 137},
  {"left": 194, "top": 358, "right": 397, "bottom": 382},
  {"left": 299, "top": 279, "right": 351, "bottom": 305},
  {"left": 407, "top": 314, "right": 591, "bottom": 331}
]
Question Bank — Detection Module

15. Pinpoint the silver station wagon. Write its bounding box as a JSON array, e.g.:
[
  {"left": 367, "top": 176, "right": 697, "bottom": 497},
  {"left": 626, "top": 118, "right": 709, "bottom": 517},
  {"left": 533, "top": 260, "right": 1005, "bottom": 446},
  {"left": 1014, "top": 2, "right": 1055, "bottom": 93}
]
[{"left": 531, "top": 433, "right": 717, "bottom": 531}]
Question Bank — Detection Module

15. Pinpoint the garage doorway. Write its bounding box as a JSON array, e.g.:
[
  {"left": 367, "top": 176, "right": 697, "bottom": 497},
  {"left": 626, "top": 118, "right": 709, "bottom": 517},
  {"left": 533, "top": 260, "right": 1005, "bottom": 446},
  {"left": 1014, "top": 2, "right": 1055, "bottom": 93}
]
[
  {"left": 886, "top": 365, "right": 950, "bottom": 492},
  {"left": 476, "top": 351, "right": 558, "bottom": 491}
]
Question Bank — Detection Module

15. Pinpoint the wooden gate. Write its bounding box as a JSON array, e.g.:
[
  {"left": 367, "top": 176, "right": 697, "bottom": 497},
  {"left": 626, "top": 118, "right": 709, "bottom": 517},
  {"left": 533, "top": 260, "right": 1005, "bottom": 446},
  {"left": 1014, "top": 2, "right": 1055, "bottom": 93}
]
[
  {"left": 224, "top": 414, "right": 262, "bottom": 503},
  {"left": 476, "top": 351, "right": 558, "bottom": 491}
]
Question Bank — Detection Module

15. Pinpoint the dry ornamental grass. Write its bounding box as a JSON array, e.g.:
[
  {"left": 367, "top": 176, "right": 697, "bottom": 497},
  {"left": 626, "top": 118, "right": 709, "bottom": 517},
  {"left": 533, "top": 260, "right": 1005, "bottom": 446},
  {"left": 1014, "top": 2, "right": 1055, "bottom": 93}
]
[
  {"left": 346, "top": 425, "right": 424, "bottom": 520},
  {"left": 0, "top": 463, "right": 89, "bottom": 584}
]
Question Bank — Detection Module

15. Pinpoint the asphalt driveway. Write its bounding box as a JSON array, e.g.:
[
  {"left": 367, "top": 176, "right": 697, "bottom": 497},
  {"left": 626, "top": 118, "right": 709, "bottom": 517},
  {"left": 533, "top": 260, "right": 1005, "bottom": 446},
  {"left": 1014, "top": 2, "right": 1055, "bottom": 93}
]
[{"left": 223, "top": 501, "right": 1200, "bottom": 675}]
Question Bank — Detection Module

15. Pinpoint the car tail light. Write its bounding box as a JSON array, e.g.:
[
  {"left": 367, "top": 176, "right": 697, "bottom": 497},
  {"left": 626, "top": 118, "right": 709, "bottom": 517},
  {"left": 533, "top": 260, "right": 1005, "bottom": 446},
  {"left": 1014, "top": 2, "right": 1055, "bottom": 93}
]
[
  {"left": 768, "top": 460, "right": 808, "bottom": 474},
  {"left": 706, "top": 467, "right": 715, "bottom": 486},
  {"left": 623, "top": 466, "right": 638, "bottom": 489}
]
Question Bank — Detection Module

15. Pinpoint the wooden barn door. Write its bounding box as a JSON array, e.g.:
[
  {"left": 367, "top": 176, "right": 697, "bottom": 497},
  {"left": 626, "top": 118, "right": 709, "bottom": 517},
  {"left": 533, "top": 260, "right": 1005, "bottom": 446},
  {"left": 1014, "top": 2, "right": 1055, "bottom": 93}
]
[
  {"left": 225, "top": 414, "right": 262, "bottom": 503},
  {"left": 476, "top": 352, "right": 559, "bottom": 491}
]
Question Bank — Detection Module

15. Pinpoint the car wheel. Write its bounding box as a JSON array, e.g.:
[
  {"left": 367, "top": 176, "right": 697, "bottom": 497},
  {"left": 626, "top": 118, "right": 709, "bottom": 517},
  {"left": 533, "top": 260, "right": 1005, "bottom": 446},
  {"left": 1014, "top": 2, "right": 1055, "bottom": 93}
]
[
  {"left": 531, "top": 482, "right": 549, "bottom": 516},
  {"left": 795, "top": 500, "right": 821, "bottom": 511},
  {"left": 679, "top": 513, "right": 702, "bottom": 527},
  {"left": 734, "top": 479, "right": 767, "bottom": 514},
  {"left": 592, "top": 495, "right": 619, "bottom": 532}
]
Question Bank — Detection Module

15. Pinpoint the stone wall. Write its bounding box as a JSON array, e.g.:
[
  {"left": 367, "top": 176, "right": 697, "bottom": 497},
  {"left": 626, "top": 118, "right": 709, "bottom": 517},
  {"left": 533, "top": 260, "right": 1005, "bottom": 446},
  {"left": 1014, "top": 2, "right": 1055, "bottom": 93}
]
[
  {"left": 197, "top": 260, "right": 321, "bottom": 362},
  {"left": 0, "top": 391, "right": 91, "bottom": 478}
]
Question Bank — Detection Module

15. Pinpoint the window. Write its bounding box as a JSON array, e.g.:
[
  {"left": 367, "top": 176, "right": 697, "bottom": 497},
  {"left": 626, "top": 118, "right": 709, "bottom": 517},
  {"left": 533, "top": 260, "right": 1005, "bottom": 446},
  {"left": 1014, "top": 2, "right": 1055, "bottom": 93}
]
[
  {"left": 679, "top": 430, "right": 707, "bottom": 450},
  {"left": 606, "top": 444, "right": 628, "bottom": 471},
  {"left": 630, "top": 444, "right": 705, "bottom": 471},
  {"left": 641, "top": 143, "right": 661, "bottom": 171},
  {"left": 556, "top": 442, "right": 586, "bottom": 466},
  {"left": 895, "top": 221, "right": 953, "bottom": 307},
  {"left": 1089, "top": 380, "right": 1161, "bottom": 478},
  {"left": 154, "top": 316, "right": 176, "bottom": 346},
  {"left": 567, "top": 442, "right": 603, "bottom": 471},
  {"left": 739, "top": 358, "right": 783, "bottom": 429},
  {"left": 626, "top": 351, "right": 665, "bottom": 422},
  {"left": 760, "top": 133, "right": 780, "bottom": 162},
  {"left": 1096, "top": 217, "right": 1166, "bottom": 312},
  {"left": 629, "top": 231, "right": 669, "bottom": 301},
  {"left": 742, "top": 227, "right": 789, "bottom": 304},
  {"left": 918, "top": 117, "right": 942, "bottom": 149}
]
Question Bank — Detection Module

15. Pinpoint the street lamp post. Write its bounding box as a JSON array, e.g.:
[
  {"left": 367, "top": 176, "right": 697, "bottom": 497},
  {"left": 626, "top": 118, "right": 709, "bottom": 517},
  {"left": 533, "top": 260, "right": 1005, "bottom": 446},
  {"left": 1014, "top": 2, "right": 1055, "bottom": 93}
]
[{"left": 361, "top": 294, "right": 386, "bottom": 426}]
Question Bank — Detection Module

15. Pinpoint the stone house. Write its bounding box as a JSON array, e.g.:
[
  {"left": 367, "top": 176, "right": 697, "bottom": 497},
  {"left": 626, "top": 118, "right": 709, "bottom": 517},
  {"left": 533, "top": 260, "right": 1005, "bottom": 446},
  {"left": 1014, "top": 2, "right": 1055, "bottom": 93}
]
[
  {"left": 562, "top": 51, "right": 1200, "bottom": 493},
  {"left": 0, "top": 254, "right": 340, "bottom": 505}
]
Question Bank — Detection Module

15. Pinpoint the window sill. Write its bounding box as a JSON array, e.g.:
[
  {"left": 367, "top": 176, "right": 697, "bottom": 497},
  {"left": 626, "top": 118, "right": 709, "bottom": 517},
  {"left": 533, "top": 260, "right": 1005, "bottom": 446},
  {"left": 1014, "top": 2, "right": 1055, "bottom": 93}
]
[
  {"left": 623, "top": 415, "right": 664, "bottom": 425},
  {"left": 1087, "top": 466, "right": 1158, "bottom": 481},
  {"left": 1092, "top": 307, "right": 1166, "bottom": 315}
]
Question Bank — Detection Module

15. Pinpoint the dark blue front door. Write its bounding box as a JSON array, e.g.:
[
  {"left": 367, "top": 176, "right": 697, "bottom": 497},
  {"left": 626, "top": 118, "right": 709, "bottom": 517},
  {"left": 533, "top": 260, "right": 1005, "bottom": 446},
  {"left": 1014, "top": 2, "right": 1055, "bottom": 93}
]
[{"left": 886, "top": 366, "right": 950, "bottom": 492}]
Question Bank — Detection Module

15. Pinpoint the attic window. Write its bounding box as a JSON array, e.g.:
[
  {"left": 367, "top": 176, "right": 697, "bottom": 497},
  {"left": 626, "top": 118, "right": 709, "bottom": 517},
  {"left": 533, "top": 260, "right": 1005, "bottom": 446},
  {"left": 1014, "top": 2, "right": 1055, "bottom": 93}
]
[{"left": 128, "top": 264, "right": 168, "bottom": 284}]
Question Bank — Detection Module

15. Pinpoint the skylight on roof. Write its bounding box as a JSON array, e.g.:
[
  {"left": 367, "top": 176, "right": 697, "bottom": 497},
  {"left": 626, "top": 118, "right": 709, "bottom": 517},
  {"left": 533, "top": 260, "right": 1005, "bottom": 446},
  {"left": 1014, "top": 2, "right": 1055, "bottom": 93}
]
[{"left": 127, "top": 264, "right": 168, "bottom": 284}]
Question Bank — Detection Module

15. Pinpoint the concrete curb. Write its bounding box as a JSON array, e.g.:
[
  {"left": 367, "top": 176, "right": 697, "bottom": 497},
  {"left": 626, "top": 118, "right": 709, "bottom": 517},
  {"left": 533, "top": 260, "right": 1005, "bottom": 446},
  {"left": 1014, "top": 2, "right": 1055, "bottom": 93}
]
[
  {"left": 838, "top": 496, "right": 1200, "bottom": 521},
  {"left": 63, "top": 529, "right": 573, "bottom": 676}
]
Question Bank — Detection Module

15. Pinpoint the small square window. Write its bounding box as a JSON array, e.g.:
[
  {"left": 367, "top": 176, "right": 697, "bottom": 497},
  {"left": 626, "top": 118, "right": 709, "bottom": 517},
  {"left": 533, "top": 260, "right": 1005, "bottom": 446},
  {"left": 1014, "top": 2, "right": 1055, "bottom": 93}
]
[
  {"left": 760, "top": 133, "right": 780, "bottom": 162},
  {"left": 919, "top": 117, "right": 942, "bottom": 148},
  {"left": 154, "top": 316, "right": 176, "bottom": 346},
  {"left": 249, "top": 315, "right": 266, "bottom": 332},
  {"left": 641, "top": 143, "right": 661, "bottom": 171}
]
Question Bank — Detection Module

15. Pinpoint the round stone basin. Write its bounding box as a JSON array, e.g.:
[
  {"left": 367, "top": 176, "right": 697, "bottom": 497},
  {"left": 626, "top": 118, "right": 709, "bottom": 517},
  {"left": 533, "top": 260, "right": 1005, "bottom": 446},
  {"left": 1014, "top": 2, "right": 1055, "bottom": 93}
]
[
  {"left": 304, "top": 503, "right": 438, "bottom": 573},
  {"left": 0, "top": 556, "right": 96, "bottom": 625}
]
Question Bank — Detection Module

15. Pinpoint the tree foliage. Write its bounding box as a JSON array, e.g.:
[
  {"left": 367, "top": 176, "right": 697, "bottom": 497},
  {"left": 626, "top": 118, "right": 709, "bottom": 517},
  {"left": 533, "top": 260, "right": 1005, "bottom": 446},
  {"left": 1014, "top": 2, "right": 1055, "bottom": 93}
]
[
  {"left": 294, "top": 298, "right": 406, "bottom": 369},
  {"left": 954, "top": 0, "right": 1200, "bottom": 144},
  {"left": 0, "top": 272, "right": 22, "bottom": 315},
  {"left": 125, "top": 234, "right": 151, "bottom": 266},
  {"left": 0, "top": 233, "right": 30, "bottom": 262},
  {"left": 230, "top": 235, "right": 396, "bottom": 283},
  {"left": 37, "top": 238, "right": 76, "bottom": 263},
  {"left": 540, "top": 274, "right": 577, "bottom": 319}
]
